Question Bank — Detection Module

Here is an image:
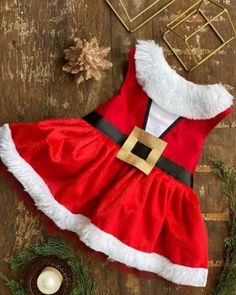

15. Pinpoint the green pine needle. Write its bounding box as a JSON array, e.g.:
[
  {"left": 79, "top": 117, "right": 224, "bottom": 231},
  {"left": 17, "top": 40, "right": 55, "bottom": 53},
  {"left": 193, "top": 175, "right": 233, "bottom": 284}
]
[
  {"left": 10, "top": 237, "right": 75, "bottom": 271},
  {"left": 68, "top": 260, "right": 95, "bottom": 295},
  {"left": 210, "top": 156, "right": 236, "bottom": 295},
  {"left": 0, "top": 237, "right": 95, "bottom": 295},
  {"left": 0, "top": 272, "right": 26, "bottom": 295}
]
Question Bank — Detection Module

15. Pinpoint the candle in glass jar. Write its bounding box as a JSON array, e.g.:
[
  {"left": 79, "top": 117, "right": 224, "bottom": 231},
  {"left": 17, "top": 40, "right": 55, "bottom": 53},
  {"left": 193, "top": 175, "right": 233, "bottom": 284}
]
[{"left": 37, "top": 266, "right": 63, "bottom": 295}]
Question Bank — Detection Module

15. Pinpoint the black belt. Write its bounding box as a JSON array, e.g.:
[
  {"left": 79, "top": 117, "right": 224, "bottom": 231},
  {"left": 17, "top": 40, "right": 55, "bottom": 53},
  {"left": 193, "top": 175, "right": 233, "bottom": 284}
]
[{"left": 83, "top": 112, "right": 193, "bottom": 187}]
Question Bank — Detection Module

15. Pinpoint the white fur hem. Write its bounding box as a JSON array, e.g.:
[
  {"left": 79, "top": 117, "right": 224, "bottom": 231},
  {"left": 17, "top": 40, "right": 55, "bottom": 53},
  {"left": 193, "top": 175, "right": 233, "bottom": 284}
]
[
  {"left": 135, "top": 40, "right": 234, "bottom": 119},
  {"left": 0, "top": 124, "right": 208, "bottom": 287}
]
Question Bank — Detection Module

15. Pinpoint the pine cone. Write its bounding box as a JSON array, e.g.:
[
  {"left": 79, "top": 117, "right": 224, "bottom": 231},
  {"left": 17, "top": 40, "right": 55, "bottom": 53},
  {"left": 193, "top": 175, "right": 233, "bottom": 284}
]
[{"left": 63, "top": 37, "right": 112, "bottom": 85}]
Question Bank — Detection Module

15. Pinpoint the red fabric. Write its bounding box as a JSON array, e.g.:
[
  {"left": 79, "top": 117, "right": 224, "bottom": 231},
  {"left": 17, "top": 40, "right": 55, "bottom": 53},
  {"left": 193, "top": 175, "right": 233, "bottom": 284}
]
[
  {"left": 96, "top": 48, "right": 149, "bottom": 135},
  {"left": 10, "top": 119, "right": 208, "bottom": 269},
  {"left": 5, "top": 47, "right": 232, "bottom": 273},
  {"left": 162, "top": 108, "right": 232, "bottom": 172},
  {"left": 96, "top": 48, "right": 232, "bottom": 172}
]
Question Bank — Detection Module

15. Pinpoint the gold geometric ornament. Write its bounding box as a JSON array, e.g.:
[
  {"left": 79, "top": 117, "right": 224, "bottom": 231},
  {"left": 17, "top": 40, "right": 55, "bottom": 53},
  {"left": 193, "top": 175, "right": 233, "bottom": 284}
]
[
  {"left": 163, "top": 0, "right": 236, "bottom": 71},
  {"left": 106, "top": 0, "right": 176, "bottom": 32}
]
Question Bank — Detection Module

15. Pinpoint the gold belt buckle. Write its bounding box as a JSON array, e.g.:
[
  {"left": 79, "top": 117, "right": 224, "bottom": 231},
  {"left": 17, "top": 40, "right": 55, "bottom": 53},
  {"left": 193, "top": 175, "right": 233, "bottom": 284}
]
[{"left": 116, "top": 127, "right": 167, "bottom": 175}]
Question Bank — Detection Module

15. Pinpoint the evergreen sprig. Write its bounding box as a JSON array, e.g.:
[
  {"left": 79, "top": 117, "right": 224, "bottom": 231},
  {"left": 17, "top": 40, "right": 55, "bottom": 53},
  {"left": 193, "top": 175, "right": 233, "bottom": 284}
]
[
  {"left": 210, "top": 156, "right": 236, "bottom": 295},
  {"left": 0, "top": 272, "right": 26, "bottom": 295},
  {"left": 10, "top": 237, "right": 75, "bottom": 271},
  {"left": 0, "top": 237, "right": 95, "bottom": 295}
]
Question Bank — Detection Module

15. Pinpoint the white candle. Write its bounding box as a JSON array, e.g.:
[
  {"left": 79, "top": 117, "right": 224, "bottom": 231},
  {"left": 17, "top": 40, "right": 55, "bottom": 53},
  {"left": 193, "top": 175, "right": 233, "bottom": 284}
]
[{"left": 37, "top": 266, "right": 63, "bottom": 295}]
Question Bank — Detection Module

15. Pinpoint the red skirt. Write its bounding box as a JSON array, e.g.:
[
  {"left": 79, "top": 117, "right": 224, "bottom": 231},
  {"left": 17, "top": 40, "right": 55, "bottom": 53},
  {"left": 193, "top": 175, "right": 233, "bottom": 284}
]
[{"left": 0, "top": 118, "right": 208, "bottom": 287}]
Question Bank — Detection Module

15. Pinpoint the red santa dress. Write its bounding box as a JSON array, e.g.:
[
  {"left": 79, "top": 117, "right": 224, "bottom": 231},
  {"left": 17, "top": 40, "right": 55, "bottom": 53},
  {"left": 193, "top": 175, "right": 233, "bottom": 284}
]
[{"left": 0, "top": 40, "right": 234, "bottom": 287}]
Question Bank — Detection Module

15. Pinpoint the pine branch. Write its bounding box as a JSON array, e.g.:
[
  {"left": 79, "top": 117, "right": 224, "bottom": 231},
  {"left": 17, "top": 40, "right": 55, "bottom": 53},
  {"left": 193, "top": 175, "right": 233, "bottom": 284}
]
[
  {"left": 210, "top": 156, "right": 236, "bottom": 295},
  {"left": 0, "top": 272, "right": 26, "bottom": 295},
  {"left": 3, "top": 237, "right": 95, "bottom": 295},
  {"left": 68, "top": 259, "right": 95, "bottom": 295},
  {"left": 10, "top": 237, "right": 75, "bottom": 271}
]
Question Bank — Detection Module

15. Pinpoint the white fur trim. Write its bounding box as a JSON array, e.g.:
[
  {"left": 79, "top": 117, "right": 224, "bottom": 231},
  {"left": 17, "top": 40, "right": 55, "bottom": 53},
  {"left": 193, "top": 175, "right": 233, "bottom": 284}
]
[
  {"left": 0, "top": 124, "right": 208, "bottom": 287},
  {"left": 135, "top": 40, "right": 234, "bottom": 119}
]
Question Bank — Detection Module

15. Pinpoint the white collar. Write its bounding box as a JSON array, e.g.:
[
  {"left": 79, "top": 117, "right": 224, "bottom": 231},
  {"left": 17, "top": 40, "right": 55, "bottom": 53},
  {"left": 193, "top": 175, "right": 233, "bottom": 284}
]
[{"left": 134, "top": 40, "right": 234, "bottom": 119}]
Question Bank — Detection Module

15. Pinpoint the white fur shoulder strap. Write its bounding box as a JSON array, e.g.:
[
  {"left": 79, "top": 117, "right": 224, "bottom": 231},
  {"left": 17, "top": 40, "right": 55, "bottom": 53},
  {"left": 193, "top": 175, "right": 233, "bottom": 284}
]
[{"left": 134, "top": 40, "right": 234, "bottom": 119}]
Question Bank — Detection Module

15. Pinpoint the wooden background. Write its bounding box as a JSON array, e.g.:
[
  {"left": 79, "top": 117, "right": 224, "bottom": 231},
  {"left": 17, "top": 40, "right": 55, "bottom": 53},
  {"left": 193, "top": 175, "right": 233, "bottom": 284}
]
[{"left": 0, "top": 0, "right": 235, "bottom": 294}]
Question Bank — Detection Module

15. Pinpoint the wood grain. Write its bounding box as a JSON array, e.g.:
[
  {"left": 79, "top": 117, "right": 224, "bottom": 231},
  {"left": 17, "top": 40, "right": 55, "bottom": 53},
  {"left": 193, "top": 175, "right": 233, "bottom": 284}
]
[{"left": 0, "top": 0, "right": 235, "bottom": 294}]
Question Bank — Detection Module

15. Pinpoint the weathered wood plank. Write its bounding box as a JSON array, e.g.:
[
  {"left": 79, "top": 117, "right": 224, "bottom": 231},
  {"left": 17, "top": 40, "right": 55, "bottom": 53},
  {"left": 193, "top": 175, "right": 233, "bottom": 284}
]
[{"left": 0, "top": 0, "right": 235, "bottom": 294}]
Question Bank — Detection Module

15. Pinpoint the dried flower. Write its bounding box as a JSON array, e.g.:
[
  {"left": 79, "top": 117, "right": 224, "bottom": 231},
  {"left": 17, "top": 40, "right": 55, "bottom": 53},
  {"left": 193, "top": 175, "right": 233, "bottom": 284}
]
[{"left": 63, "top": 37, "right": 112, "bottom": 85}]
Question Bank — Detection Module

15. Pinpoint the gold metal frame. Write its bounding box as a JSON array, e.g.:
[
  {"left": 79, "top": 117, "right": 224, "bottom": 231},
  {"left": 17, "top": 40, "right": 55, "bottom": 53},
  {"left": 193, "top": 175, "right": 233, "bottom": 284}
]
[
  {"left": 116, "top": 127, "right": 167, "bottom": 175},
  {"left": 106, "top": 0, "right": 176, "bottom": 32},
  {"left": 163, "top": 0, "right": 236, "bottom": 71}
]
